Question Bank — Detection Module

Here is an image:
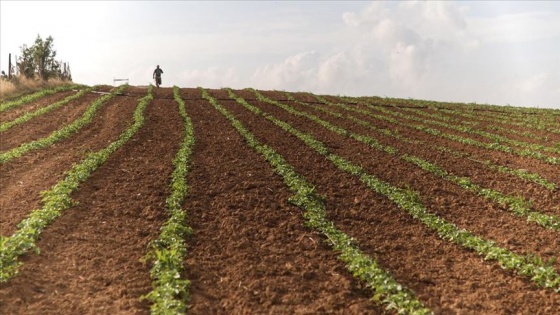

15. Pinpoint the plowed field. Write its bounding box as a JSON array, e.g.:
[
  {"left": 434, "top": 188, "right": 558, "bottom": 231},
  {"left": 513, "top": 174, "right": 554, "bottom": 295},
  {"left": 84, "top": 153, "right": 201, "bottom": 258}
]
[{"left": 1, "top": 85, "right": 559, "bottom": 314}]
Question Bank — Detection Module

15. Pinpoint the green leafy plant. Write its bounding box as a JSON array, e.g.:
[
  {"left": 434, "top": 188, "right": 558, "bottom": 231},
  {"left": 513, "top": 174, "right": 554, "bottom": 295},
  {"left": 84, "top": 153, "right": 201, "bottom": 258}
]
[
  {"left": 360, "top": 99, "right": 560, "bottom": 165},
  {"left": 0, "top": 86, "right": 95, "bottom": 132},
  {"left": 142, "top": 86, "right": 195, "bottom": 314},
  {"left": 312, "top": 94, "right": 556, "bottom": 191},
  {"left": 255, "top": 90, "right": 559, "bottom": 230},
  {"left": 0, "top": 84, "right": 127, "bottom": 164},
  {"left": 211, "top": 88, "right": 432, "bottom": 314},
  {"left": 0, "top": 85, "right": 153, "bottom": 282},
  {"left": 0, "top": 84, "right": 82, "bottom": 112},
  {"left": 234, "top": 88, "right": 560, "bottom": 292}
]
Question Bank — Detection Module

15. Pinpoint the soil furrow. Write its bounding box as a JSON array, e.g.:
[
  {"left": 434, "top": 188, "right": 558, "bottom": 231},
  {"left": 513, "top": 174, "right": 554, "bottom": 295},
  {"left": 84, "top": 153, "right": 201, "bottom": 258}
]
[
  {"left": 2, "top": 85, "right": 559, "bottom": 314},
  {"left": 0, "top": 87, "right": 181, "bottom": 314},
  {"left": 0, "top": 90, "right": 79, "bottom": 123},
  {"left": 383, "top": 105, "right": 560, "bottom": 149},
  {"left": 268, "top": 91, "right": 560, "bottom": 217},
  {"left": 249, "top": 91, "right": 560, "bottom": 270},
  {"left": 0, "top": 93, "right": 102, "bottom": 151},
  {"left": 362, "top": 103, "right": 560, "bottom": 159},
  {"left": 224, "top": 89, "right": 560, "bottom": 314},
  {"left": 416, "top": 107, "right": 560, "bottom": 144},
  {"left": 182, "top": 88, "right": 383, "bottom": 314},
  {"left": 303, "top": 94, "right": 560, "bottom": 187},
  {"left": 457, "top": 108, "right": 560, "bottom": 130},
  {"left": 0, "top": 87, "right": 139, "bottom": 236}
]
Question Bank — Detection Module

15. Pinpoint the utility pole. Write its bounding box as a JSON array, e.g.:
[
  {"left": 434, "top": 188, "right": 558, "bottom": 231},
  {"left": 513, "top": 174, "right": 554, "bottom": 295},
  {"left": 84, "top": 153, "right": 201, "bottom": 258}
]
[{"left": 8, "top": 53, "right": 12, "bottom": 80}]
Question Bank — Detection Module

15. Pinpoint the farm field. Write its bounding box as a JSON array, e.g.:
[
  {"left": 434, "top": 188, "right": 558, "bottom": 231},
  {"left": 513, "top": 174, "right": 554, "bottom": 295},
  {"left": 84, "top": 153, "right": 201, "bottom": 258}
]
[{"left": 1, "top": 85, "right": 559, "bottom": 314}]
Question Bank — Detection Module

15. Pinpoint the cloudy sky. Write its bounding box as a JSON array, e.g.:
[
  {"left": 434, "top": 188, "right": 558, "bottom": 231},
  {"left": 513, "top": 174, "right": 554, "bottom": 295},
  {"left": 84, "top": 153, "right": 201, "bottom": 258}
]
[{"left": 1, "top": 1, "right": 559, "bottom": 109}]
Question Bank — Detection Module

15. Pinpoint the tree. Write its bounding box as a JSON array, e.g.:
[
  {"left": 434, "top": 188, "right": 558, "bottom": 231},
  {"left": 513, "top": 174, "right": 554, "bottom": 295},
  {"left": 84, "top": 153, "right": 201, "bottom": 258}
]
[
  {"left": 32, "top": 35, "right": 58, "bottom": 80},
  {"left": 16, "top": 34, "right": 71, "bottom": 81},
  {"left": 17, "top": 44, "right": 35, "bottom": 79}
]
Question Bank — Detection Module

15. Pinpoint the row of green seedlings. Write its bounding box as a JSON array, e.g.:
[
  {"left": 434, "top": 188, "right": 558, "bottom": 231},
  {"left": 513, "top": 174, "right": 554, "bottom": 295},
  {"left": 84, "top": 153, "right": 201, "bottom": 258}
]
[
  {"left": 0, "top": 86, "right": 95, "bottom": 132},
  {"left": 232, "top": 89, "right": 560, "bottom": 292},
  {"left": 463, "top": 108, "right": 560, "bottom": 135},
  {"left": 317, "top": 95, "right": 560, "bottom": 167},
  {"left": 293, "top": 93, "right": 556, "bottom": 191},
  {"left": 390, "top": 104, "right": 560, "bottom": 154},
  {"left": 446, "top": 102, "right": 560, "bottom": 130},
  {"left": 414, "top": 104, "right": 560, "bottom": 141},
  {"left": 141, "top": 86, "right": 194, "bottom": 314},
  {"left": 435, "top": 145, "right": 557, "bottom": 191},
  {"left": 360, "top": 95, "right": 560, "bottom": 127},
  {"left": 0, "top": 84, "right": 82, "bottom": 112},
  {"left": 391, "top": 102, "right": 558, "bottom": 147},
  {"left": 361, "top": 97, "right": 560, "bottom": 156},
  {"left": 359, "top": 100, "right": 560, "bottom": 164},
  {"left": 203, "top": 88, "right": 433, "bottom": 315},
  {"left": 482, "top": 111, "right": 560, "bottom": 135},
  {"left": 0, "top": 86, "right": 153, "bottom": 281},
  {"left": 273, "top": 92, "right": 560, "bottom": 230},
  {"left": 0, "top": 84, "right": 127, "bottom": 164}
]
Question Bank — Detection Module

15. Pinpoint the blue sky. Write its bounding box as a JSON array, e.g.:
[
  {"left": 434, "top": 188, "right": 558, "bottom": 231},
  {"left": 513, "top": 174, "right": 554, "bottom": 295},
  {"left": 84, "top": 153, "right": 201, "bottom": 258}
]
[{"left": 1, "top": 1, "right": 559, "bottom": 109}]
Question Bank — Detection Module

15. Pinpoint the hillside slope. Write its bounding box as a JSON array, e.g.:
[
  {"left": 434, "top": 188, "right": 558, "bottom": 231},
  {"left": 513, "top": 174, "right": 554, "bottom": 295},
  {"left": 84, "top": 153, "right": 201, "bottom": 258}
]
[{"left": 1, "top": 86, "right": 559, "bottom": 314}]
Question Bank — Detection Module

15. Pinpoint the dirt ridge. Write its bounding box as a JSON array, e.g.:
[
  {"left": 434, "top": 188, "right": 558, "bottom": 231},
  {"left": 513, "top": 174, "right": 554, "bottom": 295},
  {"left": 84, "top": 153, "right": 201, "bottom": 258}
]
[{"left": 1, "top": 86, "right": 558, "bottom": 314}]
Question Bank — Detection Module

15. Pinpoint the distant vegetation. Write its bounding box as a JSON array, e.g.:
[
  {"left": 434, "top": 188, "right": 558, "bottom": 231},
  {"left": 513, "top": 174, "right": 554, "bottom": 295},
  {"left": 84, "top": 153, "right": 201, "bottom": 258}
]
[{"left": 1, "top": 34, "right": 73, "bottom": 101}]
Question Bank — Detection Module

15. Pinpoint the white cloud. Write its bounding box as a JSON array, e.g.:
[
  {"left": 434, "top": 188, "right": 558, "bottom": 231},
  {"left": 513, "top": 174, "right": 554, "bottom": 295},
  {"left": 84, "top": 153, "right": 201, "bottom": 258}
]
[
  {"left": 519, "top": 72, "right": 550, "bottom": 93},
  {"left": 470, "top": 11, "right": 560, "bottom": 44},
  {"left": 318, "top": 52, "right": 353, "bottom": 88},
  {"left": 251, "top": 1, "right": 559, "bottom": 108},
  {"left": 179, "top": 67, "right": 241, "bottom": 89},
  {"left": 2, "top": 1, "right": 559, "bottom": 108},
  {"left": 250, "top": 51, "right": 321, "bottom": 91},
  {"left": 400, "top": 1, "right": 468, "bottom": 33},
  {"left": 512, "top": 72, "right": 560, "bottom": 108}
]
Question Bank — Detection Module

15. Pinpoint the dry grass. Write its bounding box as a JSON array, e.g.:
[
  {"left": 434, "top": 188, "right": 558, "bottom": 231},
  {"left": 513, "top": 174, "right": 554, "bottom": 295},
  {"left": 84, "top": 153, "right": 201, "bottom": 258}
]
[{"left": 0, "top": 76, "right": 72, "bottom": 101}]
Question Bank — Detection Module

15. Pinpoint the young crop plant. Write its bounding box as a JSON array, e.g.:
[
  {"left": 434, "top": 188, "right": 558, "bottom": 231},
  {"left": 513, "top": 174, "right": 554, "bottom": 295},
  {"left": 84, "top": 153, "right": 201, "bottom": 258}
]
[
  {"left": 464, "top": 106, "right": 560, "bottom": 134},
  {"left": 411, "top": 104, "right": 556, "bottom": 144},
  {"left": 354, "top": 94, "right": 560, "bottom": 126},
  {"left": 0, "top": 85, "right": 153, "bottom": 282},
  {"left": 315, "top": 95, "right": 560, "bottom": 169},
  {"left": 0, "top": 84, "right": 82, "bottom": 113},
  {"left": 290, "top": 93, "right": 557, "bottom": 191},
  {"left": 362, "top": 100, "right": 560, "bottom": 165},
  {"left": 234, "top": 89, "right": 560, "bottom": 292},
  {"left": 0, "top": 86, "right": 95, "bottom": 132},
  {"left": 434, "top": 146, "right": 557, "bottom": 191},
  {"left": 256, "top": 91, "right": 560, "bottom": 231},
  {"left": 395, "top": 106, "right": 560, "bottom": 155},
  {"left": 0, "top": 84, "right": 127, "bottom": 164},
  {"left": 204, "top": 88, "right": 433, "bottom": 315},
  {"left": 142, "top": 86, "right": 194, "bottom": 314}
]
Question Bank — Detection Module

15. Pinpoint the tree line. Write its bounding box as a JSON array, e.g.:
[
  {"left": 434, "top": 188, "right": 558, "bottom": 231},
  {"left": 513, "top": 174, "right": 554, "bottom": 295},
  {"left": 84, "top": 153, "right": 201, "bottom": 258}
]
[{"left": 2, "top": 34, "right": 72, "bottom": 82}]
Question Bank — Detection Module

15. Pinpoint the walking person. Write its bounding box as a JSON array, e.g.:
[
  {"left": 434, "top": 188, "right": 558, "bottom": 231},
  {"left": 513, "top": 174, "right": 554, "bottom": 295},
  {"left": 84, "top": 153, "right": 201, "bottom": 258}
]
[{"left": 153, "top": 65, "right": 164, "bottom": 88}]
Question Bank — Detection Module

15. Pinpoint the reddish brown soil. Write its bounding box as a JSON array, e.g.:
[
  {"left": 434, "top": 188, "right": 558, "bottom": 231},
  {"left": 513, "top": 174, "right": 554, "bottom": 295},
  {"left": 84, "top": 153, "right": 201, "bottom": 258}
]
[
  {"left": 257, "top": 91, "right": 560, "bottom": 266},
  {"left": 1, "top": 86, "right": 559, "bottom": 314},
  {"left": 319, "top": 94, "right": 560, "bottom": 186},
  {"left": 0, "top": 87, "right": 139, "bottom": 235},
  {"left": 225, "top": 89, "right": 560, "bottom": 313},
  {"left": 416, "top": 107, "right": 560, "bottom": 145},
  {"left": 181, "top": 89, "right": 381, "bottom": 314},
  {"left": 0, "top": 90, "right": 78, "bottom": 123},
  {"left": 0, "top": 92, "right": 102, "bottom": 151}
]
